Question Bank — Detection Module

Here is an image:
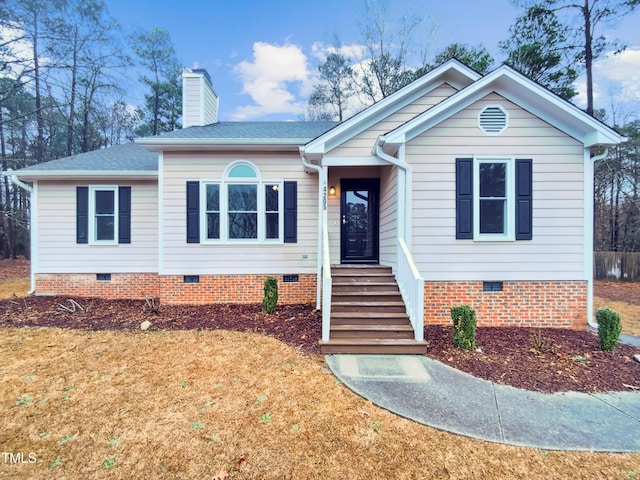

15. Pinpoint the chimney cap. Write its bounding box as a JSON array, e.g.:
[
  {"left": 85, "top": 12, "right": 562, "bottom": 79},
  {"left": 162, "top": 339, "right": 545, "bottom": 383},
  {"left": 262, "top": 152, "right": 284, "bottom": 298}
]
[{"left": 182, "top": 68, "right": 214, "bottom": 89}]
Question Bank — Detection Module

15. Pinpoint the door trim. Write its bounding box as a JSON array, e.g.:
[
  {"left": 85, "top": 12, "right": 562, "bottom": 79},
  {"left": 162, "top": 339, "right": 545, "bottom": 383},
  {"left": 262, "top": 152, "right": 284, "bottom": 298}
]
[{"left": 340, "top": 178, "right": 380, "bottom": 264}]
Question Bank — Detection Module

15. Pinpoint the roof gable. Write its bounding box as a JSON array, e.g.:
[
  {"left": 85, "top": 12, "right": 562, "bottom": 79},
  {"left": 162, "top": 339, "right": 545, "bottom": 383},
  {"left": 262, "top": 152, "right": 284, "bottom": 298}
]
[
  {"left": 380, "top": 65, "right": 625, "bottom": 152},
  {"left": 302, "top": 59, "right": 481, "bottom": 159}
]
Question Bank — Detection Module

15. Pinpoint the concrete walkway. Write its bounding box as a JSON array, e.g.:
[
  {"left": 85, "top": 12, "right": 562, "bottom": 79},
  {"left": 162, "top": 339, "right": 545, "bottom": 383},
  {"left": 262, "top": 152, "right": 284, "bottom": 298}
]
[{"left": 326, "top": 354, "right": 640, "bottom": 452}]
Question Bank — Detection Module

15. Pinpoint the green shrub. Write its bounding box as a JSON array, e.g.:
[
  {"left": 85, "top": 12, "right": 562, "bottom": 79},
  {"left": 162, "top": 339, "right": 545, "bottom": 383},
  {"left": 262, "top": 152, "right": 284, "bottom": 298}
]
[
  {"left": 262, "top": 277, "right": 278, "bottom": 314},
  {"left": 596, "top": 308, "right": 622, "bottom": 352},
  {"left": 450, "top": 305, "right": 477, "bottom": 350}
]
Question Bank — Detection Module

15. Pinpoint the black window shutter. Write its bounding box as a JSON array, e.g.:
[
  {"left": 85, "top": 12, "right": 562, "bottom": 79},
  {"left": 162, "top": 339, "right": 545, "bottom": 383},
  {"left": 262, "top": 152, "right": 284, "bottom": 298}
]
[
  {"left": 186, "top": 181, "right": 200, "bottom": 243},
  {"left": 76, "top": 186, "right": 89, "bottom": 244},
  {"left": 455, "top": 158, "right": 473, "bottom": 239},
  {"left": 515, "top": 159, "right": 533, "bottom": 240},
  {"left": 283, "top": 181, "right": 297, "bottom": 243},
  {"left": 118, "top": 186, "right": 131, "bottom": 244}
]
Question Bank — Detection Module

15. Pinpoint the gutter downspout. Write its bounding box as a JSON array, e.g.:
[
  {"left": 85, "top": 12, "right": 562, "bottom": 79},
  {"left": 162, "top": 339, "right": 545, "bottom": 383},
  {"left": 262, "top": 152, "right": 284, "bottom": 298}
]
[
  {"left": 6, "top": 172, "right": 36, "bottom": 295},
  {"left": 299, "top": 146, "right": 324, "bottom": 310},
  {"left": 374, "top": 137, "right": 410, "bottom": 243},
  {"left": 587, "top": 148, "right": 609, "bottom": 330}
]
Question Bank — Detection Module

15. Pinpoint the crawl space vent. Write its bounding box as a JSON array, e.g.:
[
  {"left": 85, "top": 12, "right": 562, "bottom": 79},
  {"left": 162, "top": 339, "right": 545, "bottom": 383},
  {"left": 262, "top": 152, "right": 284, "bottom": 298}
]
[{"left": 478, "top": 106, "right": 508, "bottom": 135}]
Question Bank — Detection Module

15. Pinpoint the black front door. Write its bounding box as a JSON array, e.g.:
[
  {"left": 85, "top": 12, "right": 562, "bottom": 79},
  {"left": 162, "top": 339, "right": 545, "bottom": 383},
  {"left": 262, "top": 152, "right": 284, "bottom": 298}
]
[{"left": 340, "top": 179, "right": 379, "bottom": 263}]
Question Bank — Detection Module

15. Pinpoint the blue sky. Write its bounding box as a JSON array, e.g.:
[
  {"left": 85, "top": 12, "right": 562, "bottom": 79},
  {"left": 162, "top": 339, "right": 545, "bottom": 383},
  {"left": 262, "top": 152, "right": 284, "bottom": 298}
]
[{"left": 105, "top": 0, "right": 640, "bottom": 122}]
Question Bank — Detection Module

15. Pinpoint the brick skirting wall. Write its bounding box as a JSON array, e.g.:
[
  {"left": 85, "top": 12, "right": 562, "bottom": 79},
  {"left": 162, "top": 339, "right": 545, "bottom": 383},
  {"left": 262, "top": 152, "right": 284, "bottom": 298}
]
[
  {"left": 34, "top": 273, "right": 316, "bottom": 305},
  {"left": 158, "top": 274, "right": 316, "bottom": 304},
  {"left": 35, "top": 273, "right": 161, "bottom": 299},
  {"left": 424, "top": 280, "right": 588, "bottom": 329}
]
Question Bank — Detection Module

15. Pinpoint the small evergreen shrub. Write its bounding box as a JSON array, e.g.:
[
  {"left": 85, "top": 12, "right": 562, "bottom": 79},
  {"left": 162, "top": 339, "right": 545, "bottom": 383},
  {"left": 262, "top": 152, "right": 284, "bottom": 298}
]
[
  {"left": 262, "top": 276, "right": 278, "bottom": 314},
  {"left": 596, "top": 308, "right": 622, "bottom": 352},
  {"left": 450, "top": 305, "right": 477, "bottom": 350}
]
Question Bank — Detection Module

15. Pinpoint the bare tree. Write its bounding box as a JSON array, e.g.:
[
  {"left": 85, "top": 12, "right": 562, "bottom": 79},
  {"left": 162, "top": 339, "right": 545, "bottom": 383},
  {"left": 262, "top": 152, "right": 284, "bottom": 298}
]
[{"left": 512, "top": 0, "right": 639, "bottom": 115}]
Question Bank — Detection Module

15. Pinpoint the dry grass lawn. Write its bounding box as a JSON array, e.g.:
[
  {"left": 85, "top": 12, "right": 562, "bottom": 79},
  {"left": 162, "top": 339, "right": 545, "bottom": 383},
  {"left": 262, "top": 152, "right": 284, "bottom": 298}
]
[
  {"left": 594, "top": 296, "right": 640, "bottom": 336},
  {"left": 1, "top": 327, "right": 639, "bottom": 479},
  {"left": 0, "top": 278, "right": 30, "bottom": 300}
]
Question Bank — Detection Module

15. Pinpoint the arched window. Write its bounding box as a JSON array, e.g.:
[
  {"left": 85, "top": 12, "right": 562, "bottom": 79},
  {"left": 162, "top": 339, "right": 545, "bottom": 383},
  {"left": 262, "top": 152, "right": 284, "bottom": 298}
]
[{"left": 201, "top": 161, "right": 282, "bottom": 242}]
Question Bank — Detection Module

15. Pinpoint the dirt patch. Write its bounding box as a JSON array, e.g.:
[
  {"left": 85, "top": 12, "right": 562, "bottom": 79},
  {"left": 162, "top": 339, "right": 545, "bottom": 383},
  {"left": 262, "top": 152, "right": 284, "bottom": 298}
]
[{"left": 0, "top": 257, "right": 30, "bottom": 281}]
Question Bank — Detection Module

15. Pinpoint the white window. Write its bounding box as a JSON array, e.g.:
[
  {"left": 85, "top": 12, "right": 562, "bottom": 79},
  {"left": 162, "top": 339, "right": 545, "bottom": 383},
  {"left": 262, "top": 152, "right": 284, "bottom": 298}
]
[
  {"left": 473, "top": 158, "right": 515, "bottom": 241},
  {"left": 89, "top": 186, "right": 118, "bottom": 244},
  {"left": 201, "top": 161, "right": 283, "bottom": 243}
]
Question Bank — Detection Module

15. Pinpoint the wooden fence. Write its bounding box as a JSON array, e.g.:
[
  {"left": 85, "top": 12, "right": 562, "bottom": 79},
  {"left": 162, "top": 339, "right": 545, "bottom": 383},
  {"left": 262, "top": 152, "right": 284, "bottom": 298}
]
[{"left": 594, "top": 252, "right": 640, "bottom": 281}]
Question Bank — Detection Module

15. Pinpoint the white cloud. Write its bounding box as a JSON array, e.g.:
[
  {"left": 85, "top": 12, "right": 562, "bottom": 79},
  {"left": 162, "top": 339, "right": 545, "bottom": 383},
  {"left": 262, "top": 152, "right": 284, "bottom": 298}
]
[
  {"left": 310, "top": 41, "right": 367, "bottom": 62},
  {"left": 0, "top": 24, "right": 38, "bottom": 78},
  {"left": 231, "top": 41, "right": 312, "bottom": 120},
  {"left": 574, "top": 47, "right": 640, "bottom": 113}
]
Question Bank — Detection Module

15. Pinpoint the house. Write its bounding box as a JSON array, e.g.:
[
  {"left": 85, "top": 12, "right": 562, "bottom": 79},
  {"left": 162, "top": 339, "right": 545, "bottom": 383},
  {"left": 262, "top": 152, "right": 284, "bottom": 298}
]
[{"left": 12, "top": 60, "right": 625, "bottom": 354}]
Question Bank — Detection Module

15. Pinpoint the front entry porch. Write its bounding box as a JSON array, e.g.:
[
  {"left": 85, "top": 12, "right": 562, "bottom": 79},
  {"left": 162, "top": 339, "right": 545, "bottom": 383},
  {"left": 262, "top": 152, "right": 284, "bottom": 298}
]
[{"left": 313, "top": 163, "right": 426, "bottom": 355}]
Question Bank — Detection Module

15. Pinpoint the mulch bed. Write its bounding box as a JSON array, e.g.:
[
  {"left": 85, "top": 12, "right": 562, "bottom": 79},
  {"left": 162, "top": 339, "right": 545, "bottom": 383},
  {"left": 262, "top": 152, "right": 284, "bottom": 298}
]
[
  {"left": 425, "top": 325, "right": 640, "bottom": 393},
  {"left": 0, "top": 296, "right": 323, "bottom": 355},
  {"left": 1, "top": 295, "right": 639, "bottom": 393}
]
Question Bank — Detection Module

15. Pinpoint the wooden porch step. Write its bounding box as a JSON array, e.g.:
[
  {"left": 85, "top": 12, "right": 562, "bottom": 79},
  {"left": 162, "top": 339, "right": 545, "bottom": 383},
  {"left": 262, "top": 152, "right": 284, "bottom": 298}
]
[
  {"left": 330, "top": 312, "right": 409, "bottom": 325},
  {"left": 332, "top": 272, "right": 395, "bottom": 279},
  {"left": 331, "top": 282, "right": 399, "bottom": 293},
  {"left": 331, "top": 292, "right": 402, "bottom": 303},
  {"left": 330, "top": 324, "right": 414, "bottom": 339},
  {"left": 320, "top": 339, "right": 428, "bottom": 355},
  {"left": 331, "top": 301, "right": 407, "bottom": 313},
  {"left": 324, "top": 264, "right": 423, "bottom": 355}
]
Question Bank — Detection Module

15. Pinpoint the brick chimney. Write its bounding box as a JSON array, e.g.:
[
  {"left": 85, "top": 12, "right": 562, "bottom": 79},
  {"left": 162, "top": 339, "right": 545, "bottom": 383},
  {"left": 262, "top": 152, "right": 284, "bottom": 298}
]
[{"left": 181, "top": 68, "right": 219, "bottom": 128}]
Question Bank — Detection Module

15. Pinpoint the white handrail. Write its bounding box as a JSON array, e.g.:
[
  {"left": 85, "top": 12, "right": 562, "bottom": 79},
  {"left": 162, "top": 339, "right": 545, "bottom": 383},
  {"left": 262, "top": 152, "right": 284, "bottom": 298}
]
[
  {"left": 397, "top": 238, "right": 424, "bottom": 341},
  {"left": 321, "top": 224, "right": 332, "bottom": 341}
]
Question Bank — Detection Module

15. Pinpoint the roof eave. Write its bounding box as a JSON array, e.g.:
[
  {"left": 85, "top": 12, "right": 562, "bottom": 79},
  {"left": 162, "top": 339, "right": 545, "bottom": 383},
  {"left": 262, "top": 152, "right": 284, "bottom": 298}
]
[
  {"left": 136, "top": 137, "right": 309, "bottom": 152},
  {"left": 13, "top": 170, "right": 158, "bottom": 181}
]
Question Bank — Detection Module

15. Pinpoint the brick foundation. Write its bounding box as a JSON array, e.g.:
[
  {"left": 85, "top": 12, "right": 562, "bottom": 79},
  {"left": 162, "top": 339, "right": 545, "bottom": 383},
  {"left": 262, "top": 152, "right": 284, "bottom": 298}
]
[
  {"left": 159, "top": 274, "right": 316, "bottom": 304},
  {"left": 424, "top": 280, "right": 587, "bottom": 329},
  {"left": 35, "top": 273, "right": 161, "bottom": 299},
  {"left": 34, "top": 273, "right": 316, "bottom": 305}
]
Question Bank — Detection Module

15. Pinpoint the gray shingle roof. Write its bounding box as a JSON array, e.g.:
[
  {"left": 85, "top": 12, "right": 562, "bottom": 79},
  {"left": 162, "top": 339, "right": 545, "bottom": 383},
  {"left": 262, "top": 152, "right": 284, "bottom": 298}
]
[
  {"left": 13, "top": 121, "right": 339, "bottom": 178},
  {"left": 14, "top": 143, "right": 157, "bottom": 174},
  {"left": 153, "top": 121, "right": 337, "bottom": 140}
]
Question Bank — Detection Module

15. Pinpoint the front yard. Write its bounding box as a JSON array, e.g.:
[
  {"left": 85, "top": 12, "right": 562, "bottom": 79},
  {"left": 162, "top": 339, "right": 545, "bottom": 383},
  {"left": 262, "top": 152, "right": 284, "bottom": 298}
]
[{"left": 0, "top": 259, "right": 639, "bottom": 478}]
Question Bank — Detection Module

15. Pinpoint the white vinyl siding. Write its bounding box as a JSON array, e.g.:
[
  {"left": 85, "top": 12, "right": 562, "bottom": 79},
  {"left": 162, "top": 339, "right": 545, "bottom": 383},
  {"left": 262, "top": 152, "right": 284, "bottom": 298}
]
[
  {"left": 379, "top": 165, "right": 398, "bottom": 267},
  {"left": 406, "top": 93, "right": 585, "bottom": 281},
  {"left": 182, "top": 76, "right": 203, "bottom": 128},
  {"left": 182, "top": 74, "right": 218, "bottom": 128},
  {"left": 162, "top": 152, "right": 317, "bottom": 275},
  {"left": 36, "top": 180, "right": 158, "bottom": 273},
  {"left": 328, "top": 84, "right": 458, "bottom": 157}
]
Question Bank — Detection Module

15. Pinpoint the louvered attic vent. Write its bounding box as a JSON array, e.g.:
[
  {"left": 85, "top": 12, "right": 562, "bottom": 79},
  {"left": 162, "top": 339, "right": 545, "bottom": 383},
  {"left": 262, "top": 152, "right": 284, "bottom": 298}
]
[{"left": 478, "top": 105, "right": 508, "bottom": 135}]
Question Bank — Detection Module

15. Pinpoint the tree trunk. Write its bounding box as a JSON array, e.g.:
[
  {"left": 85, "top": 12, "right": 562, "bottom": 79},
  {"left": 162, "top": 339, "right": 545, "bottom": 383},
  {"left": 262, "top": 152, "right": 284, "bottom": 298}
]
[
  {"left": 33, "top": 9, "right": 46, "bottom": 163},
  {"left": 0, "top": 105, "right": 7, "bottom": 258},
  {"left": 583, "top": 0, "right": 594, "bottom": 116},
  {"left": 66, "top": 27, "right": 79, "bottom": 157}
]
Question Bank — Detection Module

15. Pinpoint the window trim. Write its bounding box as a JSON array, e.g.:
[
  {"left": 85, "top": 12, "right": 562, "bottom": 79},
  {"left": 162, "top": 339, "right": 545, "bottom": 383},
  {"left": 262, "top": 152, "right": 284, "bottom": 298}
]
[
  {"left": 88, "top": 185, "right": 119, "bottom": 245},
  {"left": 473, "top": 157, "right": 515, "bottom": 242},
  {"left": 199, "top": 161, "right": 284, "bottom": 244}
]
